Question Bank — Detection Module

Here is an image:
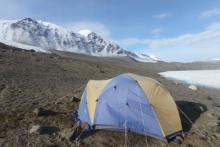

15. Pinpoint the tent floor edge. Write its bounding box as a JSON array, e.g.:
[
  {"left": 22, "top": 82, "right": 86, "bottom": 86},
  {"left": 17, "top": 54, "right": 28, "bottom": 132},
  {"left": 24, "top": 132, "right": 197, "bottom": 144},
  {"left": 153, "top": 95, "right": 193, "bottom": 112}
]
[{"left": 166, "top": 130, "right": 184, "bottom": 142}]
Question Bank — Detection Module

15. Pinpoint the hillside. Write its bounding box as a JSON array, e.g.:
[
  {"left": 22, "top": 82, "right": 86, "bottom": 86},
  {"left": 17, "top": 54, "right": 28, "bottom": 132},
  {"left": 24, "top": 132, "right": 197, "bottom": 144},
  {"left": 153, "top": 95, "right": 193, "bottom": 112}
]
[{"left": 0, "top": 43, "right": 220, "bottom": 147}]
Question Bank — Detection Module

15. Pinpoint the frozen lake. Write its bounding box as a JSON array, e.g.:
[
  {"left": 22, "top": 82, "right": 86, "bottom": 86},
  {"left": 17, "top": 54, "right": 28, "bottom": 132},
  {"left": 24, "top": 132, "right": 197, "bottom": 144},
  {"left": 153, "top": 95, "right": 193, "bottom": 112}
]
[{"left": 159, "top": 70, "right": 220, "bottom": 89}]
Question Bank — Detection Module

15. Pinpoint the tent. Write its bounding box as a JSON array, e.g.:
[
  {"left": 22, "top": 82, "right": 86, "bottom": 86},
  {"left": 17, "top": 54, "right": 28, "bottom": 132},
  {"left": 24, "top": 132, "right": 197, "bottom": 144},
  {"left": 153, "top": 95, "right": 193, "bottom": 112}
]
[{"left": 76, "top": 73, "right": 183, "bottom": 142}]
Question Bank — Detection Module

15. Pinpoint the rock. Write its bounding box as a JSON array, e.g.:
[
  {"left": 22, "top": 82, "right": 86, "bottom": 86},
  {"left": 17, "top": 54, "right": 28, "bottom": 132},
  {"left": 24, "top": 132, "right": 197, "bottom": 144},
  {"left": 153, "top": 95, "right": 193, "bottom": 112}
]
[
  {"left": 215, "top": 105, "right": 220, "bottom": 108},
  {"left": 207, "top": 96, "right": 212, "bottom": 100},
  {"left": 0, "top": 84, "right": 6, "bottom": 91},
  {"left": 32, "top": 102, "right": 38, "bottom": 106},
  {"left": 174, "top": 136, "right": 183, "bottom": 144},
  {"left": 185, "top": 144, "right": 193, "bottom": 147},
  {"left": 59, "top": 128, "right": 74, "bottom": 140},
  {"left": 54, "top": 101, "right": 61, "bottom": 105},
  {"left": 191, "top": 131, "right": 196, "bottom": 135},
  {"left": 33, "top": 108, "right": 43, "bottom": 116},
  {"left": 174, "top": 81, "right": 179, "bottom": 85},
  {"left": 69, "top": 96, "right": 80, "bottom": 102},
  {"left": 212, "top": 102, "right": 220, "bottom": 108},
  {"left": 100, "top": 69, "right": 105, "bottom": 73},
  {"left": 188, "top": 85, "right": 197, "bottom": 91},
  {"left": 69, "top": 97, "right": 74, "bottom": 102},
  {"left": 30, "top": 125, "right": 42, "bottom": 134},
  {"left": 52, "top": 132, "right": 57, "bottom": 137}
]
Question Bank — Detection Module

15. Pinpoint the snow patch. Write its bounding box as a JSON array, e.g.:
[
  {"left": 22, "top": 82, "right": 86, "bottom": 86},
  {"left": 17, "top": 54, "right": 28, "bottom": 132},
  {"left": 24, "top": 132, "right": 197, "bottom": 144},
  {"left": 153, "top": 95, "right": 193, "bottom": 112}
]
[
  {"left": 159, "top": 70, "right": 220, "bottom": 89},
  {"left": 78, "top": 29, "right": 92, "bottom": 37},
  {"left": 0, "top": 39, "right": 49, "bottom": 53},
  {"left": 149, "top": 55, "right": 161, "bottom": 61}
]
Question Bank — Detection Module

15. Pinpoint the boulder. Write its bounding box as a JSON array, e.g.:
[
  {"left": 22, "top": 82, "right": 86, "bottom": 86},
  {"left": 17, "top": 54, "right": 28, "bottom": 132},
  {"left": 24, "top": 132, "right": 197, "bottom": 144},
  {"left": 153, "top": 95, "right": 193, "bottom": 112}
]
[
  {"left": 33, "top": 108, "right": 43, "bottom": 116},
  {"left": 188, "top": 85, "right": 197, "bottom": 91},
  {"left": 100, "top": 69, "right": 105, "bottom": 73},
  {"left": 69, "top": 96, "right": 80, "bottom": 102},
  {"left": 30, "top": 125, "right": 42, "bottom": 134},
  {"left": 174, "top": 136, "right": 183, "bottom": 144},
  {"left": 207, "top": 96, "right": 212, "bottom": 100},
  {"left": 174, "top": 81, "right": 179, "bottom": 85},
  {"left": 54, "top": 101, "right": 61, "bottom": 105}
]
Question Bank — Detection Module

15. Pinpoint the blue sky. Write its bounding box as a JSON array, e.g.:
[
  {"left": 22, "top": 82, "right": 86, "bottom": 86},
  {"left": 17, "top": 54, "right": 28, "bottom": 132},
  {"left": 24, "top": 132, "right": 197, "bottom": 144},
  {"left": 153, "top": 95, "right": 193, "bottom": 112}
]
[{"left": 1, "top": 0, "right": 220, "bottom": 61}]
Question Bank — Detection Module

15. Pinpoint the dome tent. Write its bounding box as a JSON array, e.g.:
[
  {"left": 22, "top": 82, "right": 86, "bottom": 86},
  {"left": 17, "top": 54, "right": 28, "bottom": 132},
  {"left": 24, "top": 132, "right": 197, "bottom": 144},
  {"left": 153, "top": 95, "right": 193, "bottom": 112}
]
[{"left": 76, "top": 73, "right": 183, "bottom": 142}]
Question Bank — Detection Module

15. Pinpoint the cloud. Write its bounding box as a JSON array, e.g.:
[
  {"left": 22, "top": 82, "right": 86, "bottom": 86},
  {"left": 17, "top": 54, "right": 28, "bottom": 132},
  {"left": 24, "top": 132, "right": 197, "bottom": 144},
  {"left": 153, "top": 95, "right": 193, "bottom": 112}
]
[
  {"left": 118, "top": 28, "right": 163, "bottom": 47},
  {"left": 200, "top": 8, "right": 220, "bottom": 18},
  {"left": 118, "top": 38, "right": 147, "bottom": 47},
  {"left": 66, "top": 21, "right": 111, "bottom": 38},
  {"left": 117, "top": 22, "right": 220, "bottom": 61},
  {"left": 147, "top": 22, "right": 220, "bottom": 49},
  {"left": 152, "top": 13, "right": 172, "bottom": 20},
  {"left": 151, "top": 28, "right": 163, "bottom": 37}
]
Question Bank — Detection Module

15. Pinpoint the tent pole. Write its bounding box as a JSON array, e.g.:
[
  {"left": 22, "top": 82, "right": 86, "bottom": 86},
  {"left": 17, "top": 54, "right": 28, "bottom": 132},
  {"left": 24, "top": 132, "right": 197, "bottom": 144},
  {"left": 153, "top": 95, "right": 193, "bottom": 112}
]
[{"left": 124, "top": 104, "right": 128, "bottom": 147}]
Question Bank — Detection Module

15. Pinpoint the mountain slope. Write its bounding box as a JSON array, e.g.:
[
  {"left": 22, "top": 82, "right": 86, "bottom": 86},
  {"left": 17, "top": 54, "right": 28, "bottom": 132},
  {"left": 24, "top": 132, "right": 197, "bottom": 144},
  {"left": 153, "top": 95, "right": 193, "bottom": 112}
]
[{"left": 0, "top": 18, "right": 158, "bottom": 62}]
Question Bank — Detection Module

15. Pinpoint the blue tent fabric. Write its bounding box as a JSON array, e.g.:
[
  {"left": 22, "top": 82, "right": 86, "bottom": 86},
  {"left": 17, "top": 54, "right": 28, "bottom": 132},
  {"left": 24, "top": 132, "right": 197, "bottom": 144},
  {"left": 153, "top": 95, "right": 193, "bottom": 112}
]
[
  {"left": 76, "top": 74, "right": 182, "bottom": 141},
  {"left": 78, "top": 90, "right": 91, "bottom": 124},
  {"left": 93, "top": 75, "right": 164, "bottom": 140}
]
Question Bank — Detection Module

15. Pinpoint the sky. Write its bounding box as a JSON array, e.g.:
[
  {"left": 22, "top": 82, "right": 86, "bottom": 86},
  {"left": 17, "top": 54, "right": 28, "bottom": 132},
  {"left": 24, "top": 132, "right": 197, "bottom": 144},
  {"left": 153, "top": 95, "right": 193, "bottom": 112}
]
[{"left": 0, "top": 0, "right": 220, "bottom": 61}]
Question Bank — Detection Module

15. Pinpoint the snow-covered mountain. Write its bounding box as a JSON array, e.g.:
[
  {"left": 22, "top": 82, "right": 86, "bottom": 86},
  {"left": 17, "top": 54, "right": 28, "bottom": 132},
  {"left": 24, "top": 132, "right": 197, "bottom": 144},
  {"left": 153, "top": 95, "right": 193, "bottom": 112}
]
[
  {"left": 135, "top": 53, "right": 162, "bottom": 62},
  {"left": 0, "top": 18, "right": 159, "bottom": 62}
]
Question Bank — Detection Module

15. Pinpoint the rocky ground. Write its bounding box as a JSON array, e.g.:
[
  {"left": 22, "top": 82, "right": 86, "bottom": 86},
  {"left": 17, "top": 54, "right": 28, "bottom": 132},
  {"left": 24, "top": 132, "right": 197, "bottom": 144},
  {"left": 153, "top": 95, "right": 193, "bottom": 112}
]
[{"left": 0, "top": 43, "right": 220, "bottom": 147}]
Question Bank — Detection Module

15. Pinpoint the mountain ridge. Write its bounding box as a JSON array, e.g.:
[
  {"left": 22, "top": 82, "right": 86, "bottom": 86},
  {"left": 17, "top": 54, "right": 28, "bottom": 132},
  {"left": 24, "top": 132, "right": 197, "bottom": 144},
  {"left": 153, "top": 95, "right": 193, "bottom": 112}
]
[{"left": 0, "top": 18, "right": 159, "bottom": 62}]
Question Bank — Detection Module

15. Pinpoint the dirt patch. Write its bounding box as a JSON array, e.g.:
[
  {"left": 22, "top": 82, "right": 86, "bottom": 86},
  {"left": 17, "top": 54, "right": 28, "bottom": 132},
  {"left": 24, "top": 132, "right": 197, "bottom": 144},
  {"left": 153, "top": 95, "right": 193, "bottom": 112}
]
[{"left": 0, "top": 44, "right": 220, "bottom": 146}]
